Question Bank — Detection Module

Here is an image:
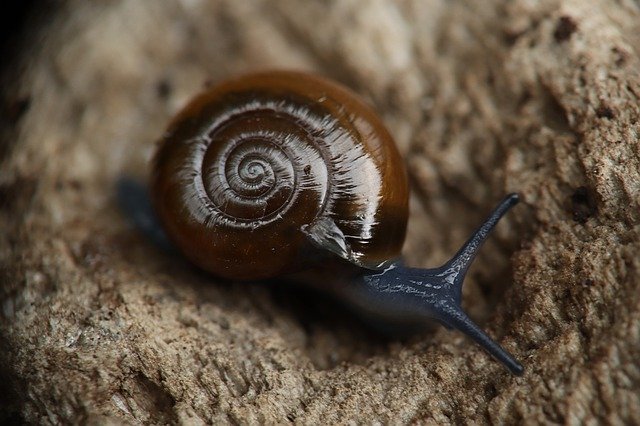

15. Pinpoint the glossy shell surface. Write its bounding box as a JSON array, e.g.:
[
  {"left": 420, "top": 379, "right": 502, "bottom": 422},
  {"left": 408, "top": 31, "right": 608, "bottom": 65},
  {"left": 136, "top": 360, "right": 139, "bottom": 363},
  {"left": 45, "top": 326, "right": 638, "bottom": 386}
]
[{"left": 152, "top": 71, "right": 408, "bottom": 280}]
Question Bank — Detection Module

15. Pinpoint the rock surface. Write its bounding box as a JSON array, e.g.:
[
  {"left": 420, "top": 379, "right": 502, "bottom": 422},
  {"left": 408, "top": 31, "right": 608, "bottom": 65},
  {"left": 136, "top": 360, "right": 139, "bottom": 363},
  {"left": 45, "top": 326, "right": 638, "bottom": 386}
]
[{"left": 1, "top": 0, "right": 639, "bottom": 423}]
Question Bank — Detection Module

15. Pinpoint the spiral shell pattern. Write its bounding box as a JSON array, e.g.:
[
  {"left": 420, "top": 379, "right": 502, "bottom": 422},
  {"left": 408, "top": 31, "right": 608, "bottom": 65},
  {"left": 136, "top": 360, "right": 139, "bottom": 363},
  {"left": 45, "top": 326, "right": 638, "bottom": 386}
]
[
  {"left": 152, "top": 72, "right": 408, "bottom": 280},
  {"left": 193, "top": 101, "right": 329, "bottom": 228}
]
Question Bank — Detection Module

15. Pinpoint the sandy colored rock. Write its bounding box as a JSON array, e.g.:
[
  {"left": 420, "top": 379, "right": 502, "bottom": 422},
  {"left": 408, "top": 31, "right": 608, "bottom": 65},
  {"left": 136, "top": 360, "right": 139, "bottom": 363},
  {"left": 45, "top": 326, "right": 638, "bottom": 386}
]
[{"left": 1, "top": 0, "right": 639, "bottom": 424}]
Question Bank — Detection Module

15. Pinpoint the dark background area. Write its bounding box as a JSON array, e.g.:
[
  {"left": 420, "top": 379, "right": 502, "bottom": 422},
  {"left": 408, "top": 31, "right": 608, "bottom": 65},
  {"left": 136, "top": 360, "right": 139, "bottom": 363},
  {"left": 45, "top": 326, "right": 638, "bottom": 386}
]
[
  {"left": 1, "top": 3, "right": 43, "bottom": 423},
  {"left": 0, "top": 0, "right": 48, "bottom": 159},
  {"left": 0, "top": 1, "right": 39, "bottom": 58}
]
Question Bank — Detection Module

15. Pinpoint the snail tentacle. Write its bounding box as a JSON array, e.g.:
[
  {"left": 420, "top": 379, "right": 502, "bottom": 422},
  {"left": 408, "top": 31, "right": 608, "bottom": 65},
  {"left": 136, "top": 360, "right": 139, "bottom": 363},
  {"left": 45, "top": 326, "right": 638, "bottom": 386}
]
[{"left": 351, "top": 194, "right": 523, "bottom": 375}]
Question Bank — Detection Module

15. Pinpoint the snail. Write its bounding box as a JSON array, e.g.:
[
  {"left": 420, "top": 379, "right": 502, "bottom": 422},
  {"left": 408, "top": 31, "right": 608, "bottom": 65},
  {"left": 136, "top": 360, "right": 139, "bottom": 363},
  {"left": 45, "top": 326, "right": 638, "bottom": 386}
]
[{"left": 118, "top": 71, "right": 524, "bottom": 375}]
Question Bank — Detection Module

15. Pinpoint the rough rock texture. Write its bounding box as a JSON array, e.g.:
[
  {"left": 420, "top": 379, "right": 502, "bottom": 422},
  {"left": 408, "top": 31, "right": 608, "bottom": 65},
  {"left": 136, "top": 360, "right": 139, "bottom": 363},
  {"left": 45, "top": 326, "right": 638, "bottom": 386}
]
[{"left": 1, "top": 0, "right": 639, "bottom": 424}]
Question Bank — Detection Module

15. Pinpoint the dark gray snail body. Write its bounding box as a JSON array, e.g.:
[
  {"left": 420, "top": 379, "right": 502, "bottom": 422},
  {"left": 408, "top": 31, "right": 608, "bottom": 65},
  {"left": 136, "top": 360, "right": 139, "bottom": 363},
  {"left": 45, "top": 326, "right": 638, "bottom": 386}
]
[{"left": 127, "top": 71, "right": 523, "bottom": 375}]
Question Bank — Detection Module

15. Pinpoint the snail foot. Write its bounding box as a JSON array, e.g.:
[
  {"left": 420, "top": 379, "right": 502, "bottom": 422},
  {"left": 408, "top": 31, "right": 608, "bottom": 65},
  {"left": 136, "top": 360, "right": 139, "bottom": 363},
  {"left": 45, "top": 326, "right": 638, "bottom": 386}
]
[{"left": 116, "top": 176, "right": 174, "bottom": 252}]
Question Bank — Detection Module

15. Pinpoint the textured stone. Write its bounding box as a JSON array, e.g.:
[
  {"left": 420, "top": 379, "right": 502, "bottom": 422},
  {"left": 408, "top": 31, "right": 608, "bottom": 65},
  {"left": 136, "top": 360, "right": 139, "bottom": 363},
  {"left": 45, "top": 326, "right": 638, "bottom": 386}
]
[{"left": 1, "top": 0, "right": 639, "bottom": 424}]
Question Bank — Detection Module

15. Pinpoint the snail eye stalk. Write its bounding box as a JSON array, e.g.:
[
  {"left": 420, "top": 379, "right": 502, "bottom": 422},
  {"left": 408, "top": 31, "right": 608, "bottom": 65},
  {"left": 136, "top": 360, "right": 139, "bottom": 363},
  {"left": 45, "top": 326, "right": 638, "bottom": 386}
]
[{"left": 361, "top": 194, "right": 523, "bottom": 375}]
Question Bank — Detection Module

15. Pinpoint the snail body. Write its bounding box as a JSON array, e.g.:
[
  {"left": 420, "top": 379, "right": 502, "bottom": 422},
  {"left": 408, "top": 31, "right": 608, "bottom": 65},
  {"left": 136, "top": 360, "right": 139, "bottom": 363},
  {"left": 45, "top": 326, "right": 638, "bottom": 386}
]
[{"left": 123, "top": 71, "right": 523, "bottom": 375}]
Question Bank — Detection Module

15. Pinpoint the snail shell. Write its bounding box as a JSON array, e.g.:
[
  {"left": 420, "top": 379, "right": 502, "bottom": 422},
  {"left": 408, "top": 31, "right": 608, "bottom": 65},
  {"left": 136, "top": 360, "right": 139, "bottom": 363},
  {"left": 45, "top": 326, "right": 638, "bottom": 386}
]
[{"left": 151, "top": 71, "right": 409, "bottom": 280}]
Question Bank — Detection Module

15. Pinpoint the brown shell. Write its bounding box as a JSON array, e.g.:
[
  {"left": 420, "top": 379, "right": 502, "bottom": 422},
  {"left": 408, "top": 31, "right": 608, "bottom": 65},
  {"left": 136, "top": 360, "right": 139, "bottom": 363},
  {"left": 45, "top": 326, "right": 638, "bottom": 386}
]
[{"left": 151, "top": 71, "right": 408, "bottom": 280}]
